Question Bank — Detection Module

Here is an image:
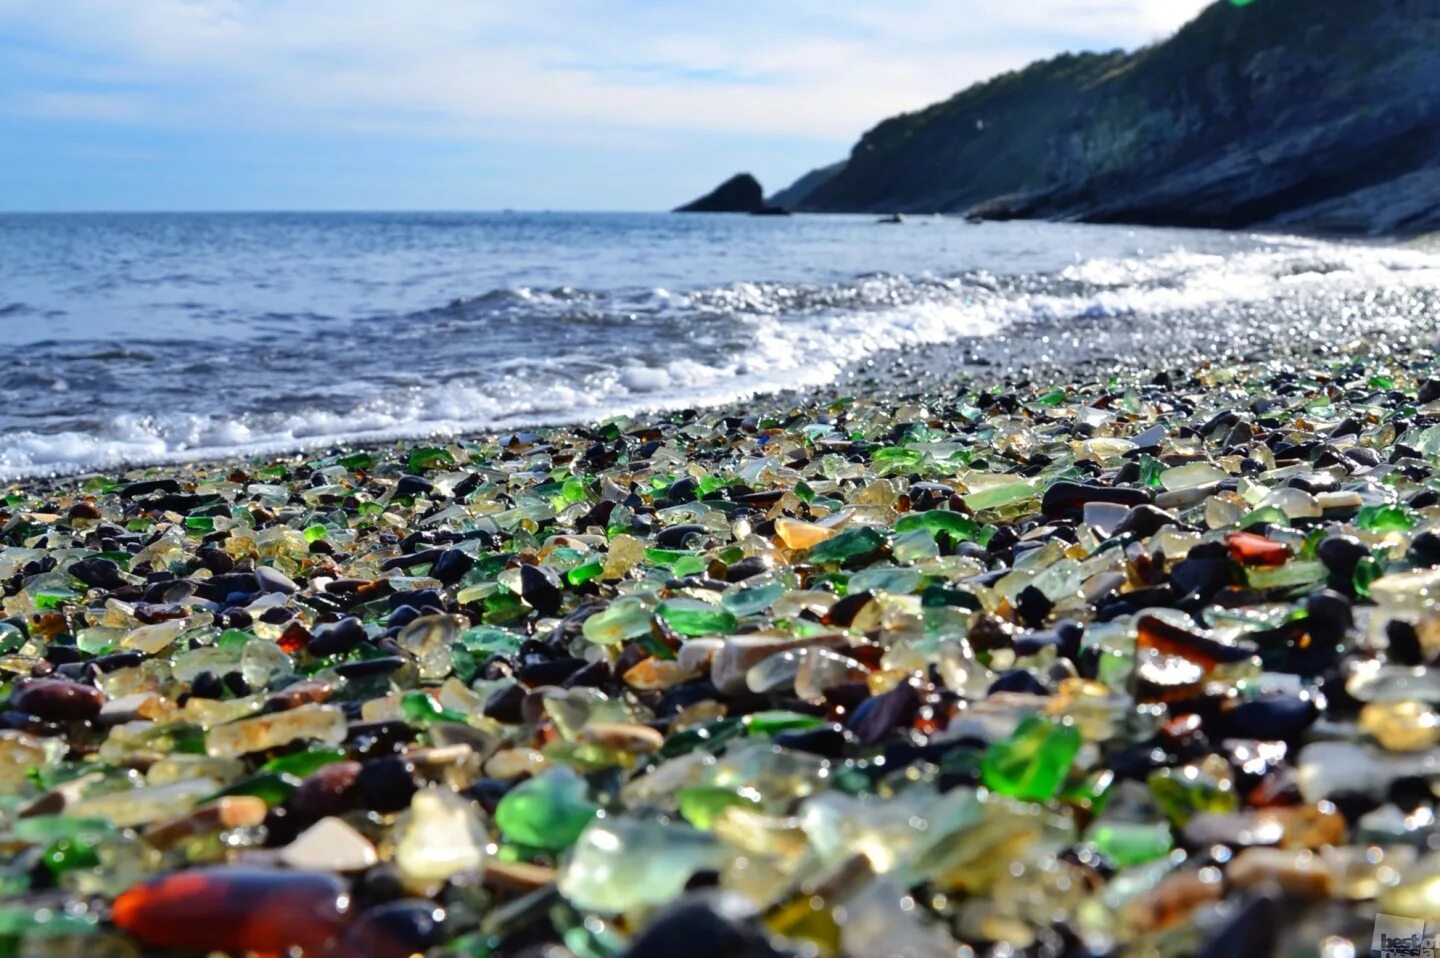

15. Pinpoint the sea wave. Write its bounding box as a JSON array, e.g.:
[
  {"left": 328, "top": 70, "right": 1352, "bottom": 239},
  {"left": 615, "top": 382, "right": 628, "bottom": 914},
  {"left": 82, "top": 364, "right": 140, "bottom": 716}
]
[{"left": 4, "top": 237, "right": 1440, "bottom": 482}]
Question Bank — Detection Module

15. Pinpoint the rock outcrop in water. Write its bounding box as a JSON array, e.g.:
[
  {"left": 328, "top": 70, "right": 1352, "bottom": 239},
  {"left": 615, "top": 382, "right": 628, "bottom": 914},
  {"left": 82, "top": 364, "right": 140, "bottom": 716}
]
[
  {"left": 674, "top": 173, "right": 767, "bottom": 213},
  {"left": 777, "top": 0, "right": 1440, "bottom": 235}
]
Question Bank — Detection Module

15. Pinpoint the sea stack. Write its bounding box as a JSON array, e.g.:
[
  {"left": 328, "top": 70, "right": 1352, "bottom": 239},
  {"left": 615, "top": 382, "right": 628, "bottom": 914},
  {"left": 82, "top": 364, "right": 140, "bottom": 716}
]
[{"left": 674, "top": 173, "right": 766, "bottom": 213}]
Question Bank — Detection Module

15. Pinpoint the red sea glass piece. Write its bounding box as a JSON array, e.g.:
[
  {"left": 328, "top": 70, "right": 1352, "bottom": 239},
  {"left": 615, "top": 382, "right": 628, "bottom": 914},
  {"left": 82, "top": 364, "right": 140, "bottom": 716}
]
[
  {"left": 112, "top": 867, "right": 350, "bottom": 955},
  {"left": 1136, "top": 614, "right": 1256, "bottom": 671},
  {"left": 1225, "top": 531, "right": 1291, "bottom": 567}
]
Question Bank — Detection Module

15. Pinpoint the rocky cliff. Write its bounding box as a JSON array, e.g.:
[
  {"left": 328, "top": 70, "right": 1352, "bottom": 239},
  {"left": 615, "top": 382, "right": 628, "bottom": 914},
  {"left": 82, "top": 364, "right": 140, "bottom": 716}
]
[{"left": 784, "top": 0, "right": 1440, "bottom": 234}]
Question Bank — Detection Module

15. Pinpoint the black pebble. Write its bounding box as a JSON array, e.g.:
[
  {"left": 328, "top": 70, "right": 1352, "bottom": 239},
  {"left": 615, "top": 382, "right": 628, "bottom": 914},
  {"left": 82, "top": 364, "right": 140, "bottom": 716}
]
[
  {"left": 483, "top": 683, "right": 527, "bottom": 724},
  {"left": 654, "top": 524, "right": 708, "bottom": 549},
  {"left": 988, "top": 669, "right": 1049, "bottom": 696},
  {"left": 1386, "top": 619, "right": 1425, "bottom": 666},
  {"left": 772, "top": 724, "right": 853, "bottom": 759},
  {"left": 333, "top": 656, "right": 406, "bottom": 680},
  {"left": 1409, "top": 531, "right": 1440, "bottom": 567},
  {"left": 1015, "top": 585, "right": 1053, "bottom": 628},
  {"left": 725, "top": 556, "right": 770, "bottom": 582},
  {"left": 356, "top": 757, "right": 419, "bottom": 813},
  {"left": 68, "top": 557, "right": 125, "bottom": 590},
  {"left": 1317, "top": 534, "right": 1368, "bottom": 580},
  {"left": 519, "top": 563, "right": 564, "bottom": 616},
  {"left": 309, "top": 616, "right": 368, "bottom": 656},
  {"left": 1113, "top": 504, "right": 1182, "bottom": 539},
  {"left": 620, "top": 898, "right": 789, "bottom": 958},
  {"left": 1303, "top": 590, "right": 1352, "bottom": 646},
  {"left": 1222, "top": 693, "right": 1318, "bottom": 740},
  {"left": 394, "top": 475, "right": 434, "bottom": 499},
  {"left": 429, "top": 549, "right": 474, "bottom": 585},
  {"left": 343, "top": 900, "right": 447, "bottom": 958}
]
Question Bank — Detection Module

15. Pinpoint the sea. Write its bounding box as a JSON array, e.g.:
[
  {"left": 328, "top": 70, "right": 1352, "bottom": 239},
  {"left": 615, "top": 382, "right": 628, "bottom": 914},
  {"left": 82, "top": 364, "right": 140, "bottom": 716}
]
[{"left": 2, "top": 211, "right": 1439, "bottom": 481}]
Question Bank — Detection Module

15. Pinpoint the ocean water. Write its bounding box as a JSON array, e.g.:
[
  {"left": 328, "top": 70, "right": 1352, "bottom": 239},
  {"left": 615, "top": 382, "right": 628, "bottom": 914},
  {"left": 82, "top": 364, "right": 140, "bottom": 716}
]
[{"left": 2, "top": 211, "right": 1439, "bottom": 481}]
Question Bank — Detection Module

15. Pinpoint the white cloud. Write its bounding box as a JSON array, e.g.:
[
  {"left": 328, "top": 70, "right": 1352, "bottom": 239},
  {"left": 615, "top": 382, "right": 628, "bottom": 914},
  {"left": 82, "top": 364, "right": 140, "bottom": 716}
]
[{"left": 0, "top": 0, "right": 1213, "bottom": 143}]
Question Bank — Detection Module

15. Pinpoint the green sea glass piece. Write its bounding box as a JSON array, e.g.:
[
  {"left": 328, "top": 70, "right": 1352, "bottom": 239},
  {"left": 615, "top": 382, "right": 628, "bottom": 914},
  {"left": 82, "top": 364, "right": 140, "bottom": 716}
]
[
  {"left": 677, "top": 786, "right": 760, "bottom": 829},
  {"left": 262, "top": 746, "right": 348, "bottom": 778},
  {"left": 1147, "top": 766, "right": 1239, "bottom": 825},
  {"left": 981, "top": 715, "right": 1081, "bottom": 802},
  {"left": 654, "top": 599, "right": 737, "bottom": 636},
  {"left": 558, "top": 818, "right": 725, "bottom": 914},
  {"left": 1357, "top": 504, "right": 1415, "bottom": 533},
  {"left": 401, "top": 690, "right": 469, "bottom": 726},
  {"left": 583, "top": 598, "right": 653, "bottom": 645},
  {"left": 722, "top": 581, "right": 786, "bottom": 617},
  {"left": 1087, "top": 821, "right": 1174, "bottom": 867},
  {"left": 806, "top": 526, "right": 885, "bottom": 565},
  {"left": 494, "top": 766, "right": 599, "bottom": 851},
  {"left": 744, "top": 710, "right": 826, "bottom": 736}
]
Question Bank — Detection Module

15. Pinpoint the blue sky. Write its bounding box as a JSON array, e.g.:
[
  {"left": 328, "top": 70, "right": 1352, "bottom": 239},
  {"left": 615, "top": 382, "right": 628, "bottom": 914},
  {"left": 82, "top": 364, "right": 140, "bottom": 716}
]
[{"left": 0, "top": 0, "right": 1210, "bottom": 211}]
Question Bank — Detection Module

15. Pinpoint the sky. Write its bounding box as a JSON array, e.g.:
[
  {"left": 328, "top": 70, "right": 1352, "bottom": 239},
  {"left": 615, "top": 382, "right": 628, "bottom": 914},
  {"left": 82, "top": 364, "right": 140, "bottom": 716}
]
[{"left": 0, "top": 0, "right": 1212, "bottom": 211}]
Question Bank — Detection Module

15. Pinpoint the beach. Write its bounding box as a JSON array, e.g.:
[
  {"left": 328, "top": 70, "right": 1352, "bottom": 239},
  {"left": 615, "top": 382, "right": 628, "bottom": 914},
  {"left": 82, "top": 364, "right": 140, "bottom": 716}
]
[
  {"left": 9, "top": 0, "right": 1440, "bottom": 951},
  {"left": 3, "top": 314, "right": 1439, "bottom": 955}
]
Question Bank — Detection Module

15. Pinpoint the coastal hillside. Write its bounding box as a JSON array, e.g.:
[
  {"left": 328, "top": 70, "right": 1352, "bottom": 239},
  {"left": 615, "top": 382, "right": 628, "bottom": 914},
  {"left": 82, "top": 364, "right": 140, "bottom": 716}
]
[{"left": 782, "top": 0, "right": 1440, "bottom": 234}]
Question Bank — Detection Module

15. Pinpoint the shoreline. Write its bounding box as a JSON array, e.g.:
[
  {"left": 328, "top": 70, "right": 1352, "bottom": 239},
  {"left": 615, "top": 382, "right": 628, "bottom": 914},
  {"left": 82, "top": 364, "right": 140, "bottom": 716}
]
[
  {"left": 6, "top": 217, "right": 1438, "bottom": 489},
  {"left": 9, "top": 276, "right": 1438, "bottom": 491},
  {"left": 2, "top": 326, "right": 1439, "bottom": 953}
]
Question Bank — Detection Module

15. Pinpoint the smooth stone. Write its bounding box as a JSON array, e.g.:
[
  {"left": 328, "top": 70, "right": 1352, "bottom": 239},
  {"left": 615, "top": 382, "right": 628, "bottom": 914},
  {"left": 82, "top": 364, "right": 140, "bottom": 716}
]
[
  {"left": 255, "top": 566, "right": 299, "bottom": 595},
  {"left": 1081, "top": 502, "right": 1129, "bottom": 537},
  {"left": 309, "top": 617, "right": 368, "bottom": 656},
  {"left": 1154, "top": 484, "right": 1221, "bottom": 511},
  {"left": 1113, "top": 504, "right": 1184, "bottom": 539},
  {"left": 394, "top": 475, "right": 434, "bottom": 499},
  {"left": 119, "top": 478, "right": 181, "bottom": 499},
  {"left": 1386, "top": 620, "right": 1425, "bottom": 666},
  {"left": 711, "top": 634, "right": 846, "bottom": 694},
  {"left": 289, "top": 761, "right": 363, "bottom": 820},
  {"left": 10, "top": 678, "right": 106, "bottom": 722},
  {"left": 393, "top": 788, "right": 488, "bottom": 886},
  {"left": 112, "top": 867, "right": 350, "bottom": 954},
  {"left": 482, "top": 859, "right": 559, "bottom": 894},
  {"left": 1220, "top": 693, "right": 1319, "bottom": 740},
  {"left": 429, "top": 549, "right": 475, "bottom": 585},
  {"left": 1226, "top": 847, "right": 1334, "bottom": 897},
  {"left": 1040, "top": 481, "right": 1148, "bottom": 518},
  {"left": 342, "top": 900, "right": 448, "bottom": 958},
  {"left": 1408, "top": 531, "right": 1440, "bottom": 567},
  {"left": 144, "top": 796, "right": 270, "bottom": 850},
  {"left": 493, "top": 766, "right": 598, "bottom": 851},
  {"left": 69, "top": 557, "right": 126, "bottom": 590},
  {"left": 559, "top": 818, "right": 726, "bottom": 914},
  {"left": 623, "top": 896, "right": 787, "bottom": 958},
  {"left": 1360, "top": 701, "right": 1440, "bottom": 752},
  {"left": 97, "top": 692, "right": 162, "bottom": 727},
  {"left": 1303, "top": 590, "right": 1353, "bottom": 645},
  {"left": 206, "top": 704, "right": 347, "bottom": 759},
  {"left": 357, "top": 757, "right": 420, "bottom": 813},
  {"left": 772, "top": 725, "right": 853, "bottom": 759},
  {"left": 519, "top": 563, "right": 564, "bottom": 616},
  {"left": 655, "top": 524, "right": 710, "bottom": 549},
  {"left": 847, "top": 680, "right": 920, "bottom": 746},
  {"left": 279, "top": 816, "right": 378, "bottom": 872},
  {"left": 69, "top": 778, "right": 221, "bottom": 828},
  {"left": 1316, "top": 535, "right": 1368, "bottom": 580},
  {"left": 578, "top": 721, "right": 664, "bottom": 753}
]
